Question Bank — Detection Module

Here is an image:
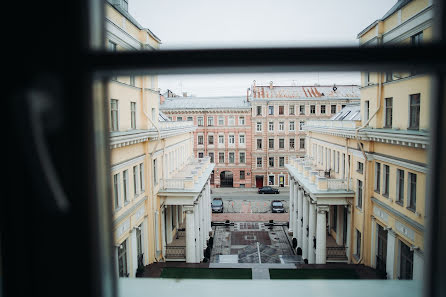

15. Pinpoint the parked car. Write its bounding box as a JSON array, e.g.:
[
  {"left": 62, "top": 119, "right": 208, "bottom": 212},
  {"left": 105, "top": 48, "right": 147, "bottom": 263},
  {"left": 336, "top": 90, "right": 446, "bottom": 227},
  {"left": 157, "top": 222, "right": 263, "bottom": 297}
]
[
  {"left": 271, "top": 200, "right": 285, "bottom": 213},
  {"left": 258, "top": 186, "right": 280, "bottom": 194},
  {"left": 211, "top": 198, "right": 224, "bottom": 213}
]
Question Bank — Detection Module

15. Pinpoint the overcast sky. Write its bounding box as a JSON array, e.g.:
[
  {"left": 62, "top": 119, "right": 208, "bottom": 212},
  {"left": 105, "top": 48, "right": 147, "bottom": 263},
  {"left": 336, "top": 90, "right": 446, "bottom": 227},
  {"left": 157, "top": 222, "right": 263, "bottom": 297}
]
[{"left": 129, "top": 0, "right": 397, "bottom": 96}]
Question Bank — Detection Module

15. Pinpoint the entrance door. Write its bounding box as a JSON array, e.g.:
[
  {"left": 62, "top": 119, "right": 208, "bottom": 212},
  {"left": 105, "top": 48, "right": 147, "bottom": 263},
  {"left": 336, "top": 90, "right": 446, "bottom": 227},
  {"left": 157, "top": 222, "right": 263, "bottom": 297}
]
[
  {"left": 220, "top": 171, "right": 233, "bottom": 187},
  {"left": 279, "top": 175, "right": 284, "bottom": 187},
  {"left": 255, "top": 175, "right": 264, "bottom": 188},
  {"left": 377, "top": 224, "right": 387, "bottom": 273}
]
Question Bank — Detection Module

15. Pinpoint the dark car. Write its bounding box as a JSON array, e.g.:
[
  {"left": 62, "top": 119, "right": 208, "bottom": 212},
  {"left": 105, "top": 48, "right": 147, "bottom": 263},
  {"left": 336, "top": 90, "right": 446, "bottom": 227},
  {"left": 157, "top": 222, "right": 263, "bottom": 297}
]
[
  {"left": 258, "top": 186, "right": 280, "bottom": 194},
  {"left": 271, "top": 200, "right": 285, "bottom": 213},
  {"left": 211, "top": 198, "right": 224, "bottom": 213}
]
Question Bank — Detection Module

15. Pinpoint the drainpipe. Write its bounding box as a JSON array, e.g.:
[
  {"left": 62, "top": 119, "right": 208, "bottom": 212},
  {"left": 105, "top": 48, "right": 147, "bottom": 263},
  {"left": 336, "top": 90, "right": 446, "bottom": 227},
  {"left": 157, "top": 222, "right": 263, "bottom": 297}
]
[
  {"left": 353, "top": 71, "right": 382, "bottom": 264},
  {"left": 266, "top": 100, "right": 269, "bottom": 186}
]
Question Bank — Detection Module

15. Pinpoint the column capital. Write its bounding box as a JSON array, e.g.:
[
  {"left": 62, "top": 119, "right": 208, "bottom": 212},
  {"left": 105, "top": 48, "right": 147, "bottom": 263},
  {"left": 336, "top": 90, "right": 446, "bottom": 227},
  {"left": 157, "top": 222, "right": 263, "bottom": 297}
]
[
  {"left": 412, "top": 246, "right": 423, "bottom": 257},
  {"left": 184, "top": 206, "right": 194, "bottom": 213},
  {"left": 317, "top": 206, "right": 329, "bottom": 213}
]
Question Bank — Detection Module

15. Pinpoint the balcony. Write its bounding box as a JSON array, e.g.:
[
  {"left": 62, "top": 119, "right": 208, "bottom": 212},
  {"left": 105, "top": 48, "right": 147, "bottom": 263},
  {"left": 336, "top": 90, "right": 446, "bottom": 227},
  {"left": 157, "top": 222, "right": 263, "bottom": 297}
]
[
  {"left": 160, "top": 156, "right": 215, "bottom": 193},
  {"left": 305, "top": 120, "right": 360, "bottom": 129}
]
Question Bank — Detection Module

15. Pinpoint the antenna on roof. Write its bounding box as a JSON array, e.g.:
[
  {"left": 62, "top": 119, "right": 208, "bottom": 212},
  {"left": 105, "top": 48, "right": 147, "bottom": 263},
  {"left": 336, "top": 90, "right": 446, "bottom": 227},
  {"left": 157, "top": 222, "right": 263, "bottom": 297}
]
[{"left": 333, "top": 84, "right": 337, "bottom": 92}]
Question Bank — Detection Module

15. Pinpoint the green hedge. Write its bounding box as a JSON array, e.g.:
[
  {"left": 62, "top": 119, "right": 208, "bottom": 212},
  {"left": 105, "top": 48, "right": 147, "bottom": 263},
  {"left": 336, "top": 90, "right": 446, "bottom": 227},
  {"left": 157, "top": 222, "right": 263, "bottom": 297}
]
[{"left": 269, "top": 269, "right": 359, "bottom": 279}]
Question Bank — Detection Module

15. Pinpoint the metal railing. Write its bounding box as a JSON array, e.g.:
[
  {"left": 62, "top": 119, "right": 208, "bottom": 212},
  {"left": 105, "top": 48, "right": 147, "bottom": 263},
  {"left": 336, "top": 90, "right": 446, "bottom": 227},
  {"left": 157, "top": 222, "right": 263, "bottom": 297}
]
[
  {"left": 327, "top": 246, "right": 348, "bottom": 259},
  {"left": 166, "top": 246, "right": 186, "bottom": 259}
]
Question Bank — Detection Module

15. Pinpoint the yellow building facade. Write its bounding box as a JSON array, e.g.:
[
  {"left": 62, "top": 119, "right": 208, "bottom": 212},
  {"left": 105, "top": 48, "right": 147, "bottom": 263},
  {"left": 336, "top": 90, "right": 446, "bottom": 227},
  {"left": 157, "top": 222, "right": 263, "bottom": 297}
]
[
  {"left": 287, "top": 0, "right": 431, "bottom": 280},
  {"left": 106, "top": 0, "right": 212, "bottom": 278}
]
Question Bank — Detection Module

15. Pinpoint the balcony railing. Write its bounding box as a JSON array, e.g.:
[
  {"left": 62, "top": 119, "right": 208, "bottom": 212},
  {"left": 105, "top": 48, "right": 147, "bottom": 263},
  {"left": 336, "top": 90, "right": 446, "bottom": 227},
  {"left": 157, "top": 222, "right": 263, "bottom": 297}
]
[
  {"left": 162, "top": 156, "right": 211, "bottom": 190},
  {"left": 158, "top": 120, "right": 194, "bottom": 130},
  {"left": 165, "top": 246, "right": 186, "bottom": 259},
  {"left": 327, "top": 246, "right": 348, "bottom": 260}
]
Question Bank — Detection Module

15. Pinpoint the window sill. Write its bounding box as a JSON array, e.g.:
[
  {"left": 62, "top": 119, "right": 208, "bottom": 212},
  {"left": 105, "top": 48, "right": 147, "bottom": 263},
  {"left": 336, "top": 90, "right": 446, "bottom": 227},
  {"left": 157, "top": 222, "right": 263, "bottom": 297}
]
[
  {"left": 407, "top": 207, "right": 416, "bottom": 213},
  {"left": 353, "top": 254, "right": 361, "bottom": 262},
  {"left": 395, "top": 200, "right": 404, "bottom": 207}
]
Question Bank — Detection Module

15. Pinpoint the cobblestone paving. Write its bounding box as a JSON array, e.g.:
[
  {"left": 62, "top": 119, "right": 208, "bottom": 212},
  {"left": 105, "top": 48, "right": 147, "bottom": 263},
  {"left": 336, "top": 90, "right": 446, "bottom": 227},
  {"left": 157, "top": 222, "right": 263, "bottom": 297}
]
[{"left": 222, "top": 199, "right": 289, "bottom": 213}]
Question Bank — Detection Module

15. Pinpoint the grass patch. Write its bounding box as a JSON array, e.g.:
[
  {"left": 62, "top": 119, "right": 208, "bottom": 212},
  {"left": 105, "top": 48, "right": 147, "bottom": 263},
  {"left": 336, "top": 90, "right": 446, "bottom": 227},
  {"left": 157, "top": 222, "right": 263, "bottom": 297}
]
[
  {"left": 269, "top": 269, "right": 360, "bottom": 279},
  {"left": 160, "top": 268, "right": 252, "bottom": 279}
]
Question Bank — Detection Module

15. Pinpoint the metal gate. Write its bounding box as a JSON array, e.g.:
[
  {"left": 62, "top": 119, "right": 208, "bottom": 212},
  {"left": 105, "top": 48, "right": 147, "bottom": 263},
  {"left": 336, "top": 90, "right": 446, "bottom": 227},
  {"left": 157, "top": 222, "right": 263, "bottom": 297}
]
[{"left": 220, "top": 171, "right": 233, "bottom": 187}]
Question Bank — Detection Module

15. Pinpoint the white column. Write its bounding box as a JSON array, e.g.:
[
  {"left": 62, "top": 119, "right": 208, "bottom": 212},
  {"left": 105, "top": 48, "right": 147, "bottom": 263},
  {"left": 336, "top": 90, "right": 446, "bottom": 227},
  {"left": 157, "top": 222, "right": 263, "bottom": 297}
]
[
  {"left": 130, "top": 229, "right": 138, "bottom": 277},
  {"left": 207, "top": 180, "right": 212, "bottom": 236},
  {"left": 161, "top": 208, "right": 166, "bottom": 258},
  {"left": 185, "top": 208, "right": 196, "bottom": 263},
  {"left": 173, "top": 205, "right": 178, "bottom": 230},
  {"left": 336, "top": 206, "right": 343, "bottom": 246},
  {"left": 302, "top": 194, "right": 309, "bottom": 260},
  {"left": 194, "top": 202, "right": 201, "bottom": 262},
  {"left": 142, "top": 216, "right": 148, "bottom": 265},
  {"left": 293, "top": 182, "right": 298, "bottom": 239},
  {"left": 413, "top": 249, "right": 424, "bottom": 281},
  {"left": 166, "top": 206, "right": 173, "bottom": 244},
  {"left": 115, "top": 247, "right": 120, "bottom": 278},
  {"left": 199, "top": 196, "right": 205, "bottom": 259},
  {"left": 289, "top": 179, "right": 295, "bottom": 234},
  {"left": 297, "top": 187, "right": 303, "bottom": 248},
  {"left": 386, "top": 229, "right": 396, "bottom": 279},
  {"left": 307, "top": 202, "right": 316, "bottom": 263},
  {"left": 316, "top": 206, "right": 328, "bottom": 264},
  {"left": 346, "top": 206, "right": 352, "bottom": 262}
]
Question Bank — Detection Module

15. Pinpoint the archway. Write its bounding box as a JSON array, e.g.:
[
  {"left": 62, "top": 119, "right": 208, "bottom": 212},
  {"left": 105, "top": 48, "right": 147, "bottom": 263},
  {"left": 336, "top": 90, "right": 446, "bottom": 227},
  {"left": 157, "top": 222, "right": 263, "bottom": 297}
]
[{"left": 220, "top": 171, "right": 233, "bottom": 187}]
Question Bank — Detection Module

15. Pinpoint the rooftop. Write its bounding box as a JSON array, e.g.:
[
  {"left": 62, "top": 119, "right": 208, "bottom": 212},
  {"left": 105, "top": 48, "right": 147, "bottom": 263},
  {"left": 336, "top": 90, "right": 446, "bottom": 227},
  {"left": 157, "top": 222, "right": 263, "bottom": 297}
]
[
  {"left": 331, "top": 104, "right": 361, "bottom": 121},
  {"left": 250, "top": 85, "right": 360, "bottom": 100},
  {"left": 160, "top": 96, "right": 251, "bottom": 110}
]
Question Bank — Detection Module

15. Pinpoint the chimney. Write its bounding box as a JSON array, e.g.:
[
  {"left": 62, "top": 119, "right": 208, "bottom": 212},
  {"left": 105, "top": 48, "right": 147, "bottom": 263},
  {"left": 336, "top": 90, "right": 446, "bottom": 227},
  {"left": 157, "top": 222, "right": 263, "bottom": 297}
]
[
  {"left": 159, "top": 94, "right": 165, "bottom": 105},
  {"left": 269, "top": 81, "right": 273, "bottom": 90},
  {"left": 247, "top": 88, "right": 250, "bottom": 102}
]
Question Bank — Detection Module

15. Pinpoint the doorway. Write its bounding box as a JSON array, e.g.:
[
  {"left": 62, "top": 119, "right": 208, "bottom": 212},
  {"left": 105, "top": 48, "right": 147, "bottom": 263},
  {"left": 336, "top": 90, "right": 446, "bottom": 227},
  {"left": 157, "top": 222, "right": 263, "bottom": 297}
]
[
  {"left": 377, "top": 224, "right": 387, "bottom": 273},
  {"left": 279, "top": 175, "right": 284, "bottom": 187},
  {"left": 220, "top": 171, "right": 233, "bottom": 187},
  {"left": 255, "top": 175, "right": 264, "bottom": 188}
]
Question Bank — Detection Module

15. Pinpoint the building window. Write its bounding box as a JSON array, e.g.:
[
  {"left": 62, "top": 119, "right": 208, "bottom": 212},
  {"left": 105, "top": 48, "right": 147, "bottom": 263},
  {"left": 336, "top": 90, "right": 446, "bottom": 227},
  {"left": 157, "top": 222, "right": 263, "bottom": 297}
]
[
  {"left": 118, "top": 240, "right": 128, "bottom": 277},
  {"left": 197, "top": 116, "right": 204, "bottom": 126},
  {"left": 279, "top": 157, "right": 285, "bottom": 167},
  {"left": 198, "top": 152, "right": 204, "bottom": 158},
  {"left": 374, "top": 162, "right": 381, "bottom": 193},
  {"left": 209, "top": 152, "right": 214, "bottom": 163},
  {"left": 257, "top": 139, "right": 262, "bottom": 149},
  {"left": 269, "top": 157, "right": 274, "bottom": 168},
  {"left": 177, "top": 116, "right": 182, "bottom": 121},
  {"left": 239, "top": 134, "right": 245, "bottom": 144},
  {"left": 408, "top": 172, "right": 417, "bottom": 211},
  {"left": 289, "top": 105, "right": 295, "bottom": 115},
  {"left": 299, "top": 138, "right": 305, "bottom": 149},
  {"left": 310, "top": 105, "right": 316, "bottom": 114},
  {"left": 229, "top": 135, "right": 235, "bottom": 144},
  {"left": 269, "top": 122, "right": 274, "bottom": 131},
  {"left": 229, "top": 152, "right": 235, "bottom": 163},
  {"left": 187, "top": 116, "right": 193, "bottom": 121},
  {"left": 269, "top": 175, "right": 274, "bottom": 185},
  {"left": 357, "top": 161, "right": 364, "bottom": 174},
  {"left": 239, "top": 152, "right": 245, "bottom": 164},
  {"left": 208, "top": 135, "right": 214, "bottom": 145},
  {"left": 110, "top": 99, "right": 119, "bottom": 131},
  {"left": 299, "top": 121, "right": 305, "bottom": 131},
  {"left": 228, "top": 116, "right": 235, "bottom": 126},
  {"left": 240, "top": 170, "right": 245, "bottom": 180},
  {"left": 239, "top": 116, "right": 245, "bottom": 125},
  {"left": 256, "top": 106, "right": 262, "bottom": 116},
  {"left": 130, "top": 102, "right": 136, "bottom": 129},
  {"left": 321, "top": 105, "right": 326, "bottom": 114},
  {"left": 331, "top": 104, "right": 337, "bottom": 114},
  {"left": 219, "top": 152, "right": 225, "bottom": 163},
  {"left": 279, "top": 105, "right": 284, "bottom": 115},
  {"left": 385, "top": 98, "right": 393, "bottom": 128},
  {"left": 357, "top": 180, "right": 363, "bottom": 209},
  {"left": 385, "top": 72, "right": 393, "bottom": 82},
  {"left": 396, "top": 169, "right": 405, "bottom": 205},
  {"left": 113, "top": 173, "right": 120, "bottom": 209},
  {"left": 299, "top": 105, "right": 305, "bottom": 115},
  {"left": 365, "top": 100, "right": 370, "bottom": 123},
  {"left": 129, "top": 75, "right": 135, "bottom": 86},
  {"left": 409, "top": 94, "right": 420, "bottom": 130},
  {"left": 289, "top": 121, "right": 295, "bottom": 131},
  {"left": 355, "top": 230, "right": 362, "bottom": 259},
  {"left": 122, "top": 170, "right": 128, "bottom": 203},
  {"left": 108, "top": 40, "right": 117, "bottom": 51},
  {"left": 139, "top": 163, "right": 144, "bottom": 192},
  {"left": 268, "top": 106, "right": 274, "bottom": 115},
  {"left": 207, "top": 116, "right": 214, "bottom": 126},
  {"left": 218, "top": 135, "right": 224, "bottom": 144},
  {"left": 290, "top": 138, "right": 295, "bottom": 149},
  {"left": 269, "top": 138, "right": 274, "bottom": 149},
  {"left": 400, "top": 240, "right": 414, "bottom": 280},
  {"left": 133, "top": 166, "right": 138, "bottom": 197},
  {"left": 279, "top": 122, "right": 284, "bottom": 131},
  {"left": 365, "top": 72, "right": 370, "bottom": 85},
  {"left": 411, "top": 31, "right": 423, "bottom": 46},
  {"left": 198, "top": 135, "right": 204, "bottom": 145},
  {"left": 218, "top": 116, "right": 224, "bottom": 126},
  {"left": 256, "top": 122, "right": 262, "bottom": 132},
  {"left": 383, "top": 165, "right": 390, "bottom": 197},
  {"left": 257, "top": 157, "right": 262, "bottom": 168},
  {"left": 153, "top": 159, "right": 158, "bottom": 185},
  {"left": 279, "top": 138, "right": 284, "bottom": 149}
]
